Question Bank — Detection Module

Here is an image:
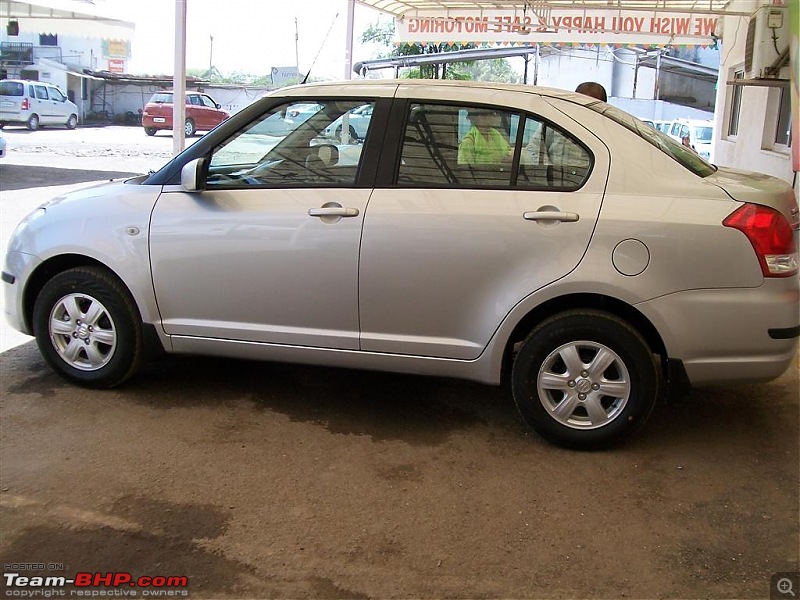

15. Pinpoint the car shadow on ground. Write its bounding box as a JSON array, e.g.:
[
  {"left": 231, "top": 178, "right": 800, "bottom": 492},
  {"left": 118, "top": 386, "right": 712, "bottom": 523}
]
[{"left": 0, "top": 164, "right": 140, "bottom": 190}]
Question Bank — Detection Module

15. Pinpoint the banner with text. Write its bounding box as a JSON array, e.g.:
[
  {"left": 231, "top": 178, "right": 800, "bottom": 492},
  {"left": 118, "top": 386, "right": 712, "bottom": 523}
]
[{"left": 396, "top": 9, "right": 722, "bottom": 46}]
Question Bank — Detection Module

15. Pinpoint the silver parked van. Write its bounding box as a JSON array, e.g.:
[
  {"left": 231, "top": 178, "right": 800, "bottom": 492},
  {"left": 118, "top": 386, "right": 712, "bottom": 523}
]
[{"left": 0, "top": 79, "right": 78, "bottom": 130}]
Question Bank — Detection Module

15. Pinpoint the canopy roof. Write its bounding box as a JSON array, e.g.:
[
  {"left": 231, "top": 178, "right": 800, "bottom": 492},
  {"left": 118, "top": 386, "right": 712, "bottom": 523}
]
[
  {"left": 0, "top": 0, "right": 134, "bottom": 37},
  {"left": 354, "top": 0, "right": 754, "bottom": 17}
]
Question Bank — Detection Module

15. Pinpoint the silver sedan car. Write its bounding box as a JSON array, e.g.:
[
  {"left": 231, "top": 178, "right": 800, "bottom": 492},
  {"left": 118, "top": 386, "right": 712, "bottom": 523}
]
[{"left": 3, "top": 80, "right": 798, "bottom": 448}]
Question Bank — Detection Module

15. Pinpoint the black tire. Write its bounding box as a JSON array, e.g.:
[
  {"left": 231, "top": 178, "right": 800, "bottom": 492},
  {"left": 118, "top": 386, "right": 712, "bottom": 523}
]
[
  {"left": 32, "top": 267, "right": 144, "bottom": 389},
  {"left": 66, "top": 114, "right": 78, "bottom": 130},
  {"left": 0, "top": 122, "right": 6, "bottom": 129},
  {"left": 184, "top": 118, "right": 196, "bottom": 137},
  {"left": 27, "top": 114, "right": 39, "bottom": 130},
  {"left": 511, "top": 310, "right": 658, "bottom": 449},
  {"left": 144, "top": 127, "right": 157, "bottom": 136}
]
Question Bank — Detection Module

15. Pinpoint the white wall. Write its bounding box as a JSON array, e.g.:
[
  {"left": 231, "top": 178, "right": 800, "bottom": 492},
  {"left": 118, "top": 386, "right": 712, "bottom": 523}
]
[{"left": 713, "top": 2, "right": 794, "bottom": 186}]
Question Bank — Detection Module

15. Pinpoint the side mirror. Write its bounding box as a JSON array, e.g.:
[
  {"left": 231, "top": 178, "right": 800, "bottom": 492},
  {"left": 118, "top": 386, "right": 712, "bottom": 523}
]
[
  {"left": 181, "top": 157, "right": 207, "bottom": 192},
  {"left": 215, "top": 103, "right": 221, "bottom": 109}
]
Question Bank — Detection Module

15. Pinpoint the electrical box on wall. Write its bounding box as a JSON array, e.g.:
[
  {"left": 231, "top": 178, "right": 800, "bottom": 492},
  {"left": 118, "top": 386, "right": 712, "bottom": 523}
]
[{"left": 744, "top": 5, "right": 789, "bottom": 78}]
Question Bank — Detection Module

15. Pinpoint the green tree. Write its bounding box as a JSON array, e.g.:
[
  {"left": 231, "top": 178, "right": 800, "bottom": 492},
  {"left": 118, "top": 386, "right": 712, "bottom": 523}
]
[{"left": 360, "top": 21, "right": 518, "bottom": 82}]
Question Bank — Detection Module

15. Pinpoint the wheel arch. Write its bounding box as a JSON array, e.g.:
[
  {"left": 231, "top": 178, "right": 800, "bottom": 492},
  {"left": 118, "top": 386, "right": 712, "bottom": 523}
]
[
  {"left": 21, "top": 254, "right": 166, "bottom": 359},
  {"left": 499, "top": 293, "right": 668, "bottom": 382}
]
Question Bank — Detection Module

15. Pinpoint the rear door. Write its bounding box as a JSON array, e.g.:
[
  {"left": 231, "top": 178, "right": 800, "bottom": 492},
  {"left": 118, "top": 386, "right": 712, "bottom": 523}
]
[
  {"left": 359, "top": 88, "right": 610, "bottom": 359},
  {"left": 32, "top": 84, "right": 52, "bottom": 124}
]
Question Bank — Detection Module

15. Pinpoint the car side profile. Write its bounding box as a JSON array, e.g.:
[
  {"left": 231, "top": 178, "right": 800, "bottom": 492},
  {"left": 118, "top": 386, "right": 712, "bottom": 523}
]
[
  {"left": 141, "top": 91, "right": 229, "bottom": 137},
  {"left": 0, "top": 79, "right": 79, "bottom": 130},
  {"left": 3, "top": 80, "right": 798, "bottom": 449}
]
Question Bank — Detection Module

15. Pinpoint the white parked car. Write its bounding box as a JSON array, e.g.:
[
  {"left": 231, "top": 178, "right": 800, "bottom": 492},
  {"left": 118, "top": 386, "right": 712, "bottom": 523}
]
[
  {"left": 0, "top": 79, "right": 78, "bottom": 130},
  {"left": 3, "top": 80, "right": 798, "bottom": 449},
  {"left": 667, "top": 118, "right": 714, "bottom": 160}
]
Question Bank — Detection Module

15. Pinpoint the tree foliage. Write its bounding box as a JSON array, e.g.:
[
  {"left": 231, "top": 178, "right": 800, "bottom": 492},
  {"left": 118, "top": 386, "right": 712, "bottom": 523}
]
[{"left": 360, "top": 21, "right": 518, "bottom": 82}]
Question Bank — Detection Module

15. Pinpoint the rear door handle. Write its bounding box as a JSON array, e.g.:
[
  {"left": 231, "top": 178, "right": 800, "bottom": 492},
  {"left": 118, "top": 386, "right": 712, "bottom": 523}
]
[
  {"left": 523, "top": 211, "right": 580, "bottom": 223},
  {"left": 308, "top": 207, "right": 359, "bottom": 218}
]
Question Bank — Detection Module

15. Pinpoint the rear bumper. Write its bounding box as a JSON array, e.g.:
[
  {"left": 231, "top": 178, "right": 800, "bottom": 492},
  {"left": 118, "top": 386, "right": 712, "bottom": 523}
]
[{"left": 637, "top": 280, "right": 799, "bottom": 386}]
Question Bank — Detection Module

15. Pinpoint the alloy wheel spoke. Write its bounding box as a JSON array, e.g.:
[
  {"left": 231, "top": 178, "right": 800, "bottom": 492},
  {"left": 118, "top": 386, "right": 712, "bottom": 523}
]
[
  {"left": 50, "top": 317, "right": 74, "bottom": 336},
  {"left": 552, "top": 392, "right": 580, "bottom": 421},
  {"left": 558, "top": 344, "right": 584, "bottom": 378},
  {"left": 599, "top": 380, "right": 629, "bottom": 399},
  {"left": 588, "top": 347, "right": 616, "bottom": 378},
  {"left": 540, "top": 370, "right": 571, "bottom": 391},
  {"left": 62, "top": 338, "right": 85, "bottom": 363},
  {"left": 584, "top": 396, "right": 610, "bottom": 425},
  {"left": 83, "top": 300, "right": 104, "bottom": 327},
  {"left": 62, "top": 296, "right": 83, "bottom": 322},
  {"left": 92, "top": 328, "right": 115, "bottom": 346},
  {"left": 84, "top": 343, "right": 106, "bottom": 367}
]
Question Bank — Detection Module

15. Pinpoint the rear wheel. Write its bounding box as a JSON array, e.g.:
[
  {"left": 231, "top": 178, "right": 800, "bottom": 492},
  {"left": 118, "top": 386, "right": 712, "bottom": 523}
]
[
  {"left": 33, "top": 267, "right": 144, "bottom": 388},
  {"left": 27, "top": 114, "right": 39, "bottom": 130},
  {"left": 144, "top": 127, "right": 157, "bottom": 136},
  {"left": 66, "top": 114, "right": 78, "bottom": 130},
  {"left": 511, "top": 310, "right": 658, "bottom": 449},
  {"left": 184, "top": 118, "right": 196, "bottom": 137}
]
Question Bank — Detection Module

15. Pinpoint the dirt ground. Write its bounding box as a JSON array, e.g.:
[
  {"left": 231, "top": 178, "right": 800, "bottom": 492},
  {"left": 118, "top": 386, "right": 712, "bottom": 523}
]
[{"left": 0, "top": 126, "right": 798, "bottom": 599}]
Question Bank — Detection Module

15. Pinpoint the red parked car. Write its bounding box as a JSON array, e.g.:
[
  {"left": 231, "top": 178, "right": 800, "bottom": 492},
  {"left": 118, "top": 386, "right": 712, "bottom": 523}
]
[{"left": 142, "top": 91, "right": 229, "bottom": 137}]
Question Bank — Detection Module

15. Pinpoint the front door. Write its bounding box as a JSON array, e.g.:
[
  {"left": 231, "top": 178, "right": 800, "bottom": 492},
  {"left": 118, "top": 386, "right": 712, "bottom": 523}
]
[{"left": 149, "top": 97, "right": 381, "bottom": 350}]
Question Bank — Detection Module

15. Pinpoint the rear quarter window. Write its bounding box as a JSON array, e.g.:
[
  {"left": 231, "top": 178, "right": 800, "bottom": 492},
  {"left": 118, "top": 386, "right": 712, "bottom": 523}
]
[
  {"left": 0, "top": 81, "right": 24, "bottom": 96},
  {"left": 149, "top": 93, "right": 173, "bottom": 104}
]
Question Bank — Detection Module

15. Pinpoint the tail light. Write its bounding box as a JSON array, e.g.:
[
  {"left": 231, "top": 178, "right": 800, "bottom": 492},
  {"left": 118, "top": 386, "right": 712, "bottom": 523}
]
[
  {"left": 723, "top": 203, "right": 798, "bottom": 277},
  {"left": 21, "top": 97, "right": 29, "bottom": 110}
]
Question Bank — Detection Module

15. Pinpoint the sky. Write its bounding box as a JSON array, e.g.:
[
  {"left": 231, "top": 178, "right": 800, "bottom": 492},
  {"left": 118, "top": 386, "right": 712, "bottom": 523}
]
[{"left": 106, "top": 0, "right": 391, "bottom": 79}]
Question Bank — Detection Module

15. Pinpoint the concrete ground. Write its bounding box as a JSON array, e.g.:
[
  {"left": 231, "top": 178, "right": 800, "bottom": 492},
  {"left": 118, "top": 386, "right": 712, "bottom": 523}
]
[{"left": 0, "top": 126, "right": 798, "bottom": 599}]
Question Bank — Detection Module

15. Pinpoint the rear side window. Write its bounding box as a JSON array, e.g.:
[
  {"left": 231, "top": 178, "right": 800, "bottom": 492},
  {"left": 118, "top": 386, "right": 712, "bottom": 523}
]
[
  {"left": 589, "top": 103, "right": 716, "bottom": 177},
  {"left": 34, "top": 85, "right": 49, "bottom": 100},
  {"left": 149, "top": 93, "right": 173, "bottom": 104},
  {"left": 396, "top": 103, "right": 590, "bottom": 190},
  {"left": 0, "top": 81, "right": 24, "bottom": 96}
]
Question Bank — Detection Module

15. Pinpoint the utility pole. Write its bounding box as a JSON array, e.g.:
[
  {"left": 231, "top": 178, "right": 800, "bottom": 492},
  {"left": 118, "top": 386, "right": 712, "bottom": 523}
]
[
  {"left": 295, "top": 17, "right": 300, "bottom": 76},
  {"left": 209, "top": 35, "right": 213, "bottom": 71}
]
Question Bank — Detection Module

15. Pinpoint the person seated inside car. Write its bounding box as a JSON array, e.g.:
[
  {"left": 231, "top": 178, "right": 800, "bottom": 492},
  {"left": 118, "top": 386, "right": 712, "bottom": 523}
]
[{"left": 458, "top": 109, "right": 513, "bottom": 165}]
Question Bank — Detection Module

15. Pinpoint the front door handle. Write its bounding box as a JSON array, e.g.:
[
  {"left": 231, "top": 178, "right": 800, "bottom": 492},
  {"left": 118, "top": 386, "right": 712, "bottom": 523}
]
[{"left": 523, "top": 210, "right": 580, "bottom": 223}]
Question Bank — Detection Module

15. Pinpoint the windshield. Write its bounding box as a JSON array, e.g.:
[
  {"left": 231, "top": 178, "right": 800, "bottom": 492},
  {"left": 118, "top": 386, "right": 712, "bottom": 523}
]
[
  {"left": 693, "top": 126, "right": 713, "bottom": 143},
  {"left": 587, "top": 103, "right": 716, "bottom": 177}
]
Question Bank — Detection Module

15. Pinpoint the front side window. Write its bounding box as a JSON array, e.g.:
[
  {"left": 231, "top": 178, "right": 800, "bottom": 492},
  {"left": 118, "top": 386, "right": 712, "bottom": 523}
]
[
  {"left": 207, "top": 99, "right": 375, "bottom": 188},
  {"left": 201, "top": 95, "right": 217, "bottom": 108},
  {"left": 48, "top": 87, "right": 65, "bottom": 102},
  {"left": 396, "top": 102, "right": 590, "bottom": 190},
  {"left": 34, "top": 85, "right": 48, "bottom": 100}
]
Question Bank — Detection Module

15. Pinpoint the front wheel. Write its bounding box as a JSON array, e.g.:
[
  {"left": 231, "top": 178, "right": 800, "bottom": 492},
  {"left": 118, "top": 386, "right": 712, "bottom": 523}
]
[
  {"left": 33, "top": 267, "right": 144, "bottom": 388},
  {"left": 184, "top": 119, "right": 196, "bottom": 137},
  {"left": 511, "top": 310, "right": 658, "bottom": 449}
]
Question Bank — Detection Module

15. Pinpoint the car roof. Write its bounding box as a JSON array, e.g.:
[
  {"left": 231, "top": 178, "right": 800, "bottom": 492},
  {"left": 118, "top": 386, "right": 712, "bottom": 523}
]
[{"left": 272, "top": 79, "right": 598, "bottom": 107}]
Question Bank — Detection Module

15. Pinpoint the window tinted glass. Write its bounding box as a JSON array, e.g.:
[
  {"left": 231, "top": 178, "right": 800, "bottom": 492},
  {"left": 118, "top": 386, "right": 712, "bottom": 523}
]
[
  {"left": 201, "top": 95, "right": 217, "bottom": 108},
  {"left": 48, "top": 87, "right": 65, "bottom": 102},
  {"left": 189, "top": 95, "right": 202, "bottom": 106},
  {"left": 150, "top": 93, "right": 172, "bottom": 104},
  {"left": 396, "top": 103, "right": 590, "bottom": 190},
  {"left": 397, "top": 103, "right": 515, "bottom": 187},
  {"left": 207, "top": 99, "right": 375, "bottom": 188},
  {"left": 589, "top": 103, "right": 716, "bottom": 177},
  {"left": 519, "top": 118, "right": 591, "bottom": 189},
  {"left": 0, "top": 81, "right": 24, "bottom": 96},
  {"left": 34, "top": 85, "right": 48, "bottom": 100}
]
